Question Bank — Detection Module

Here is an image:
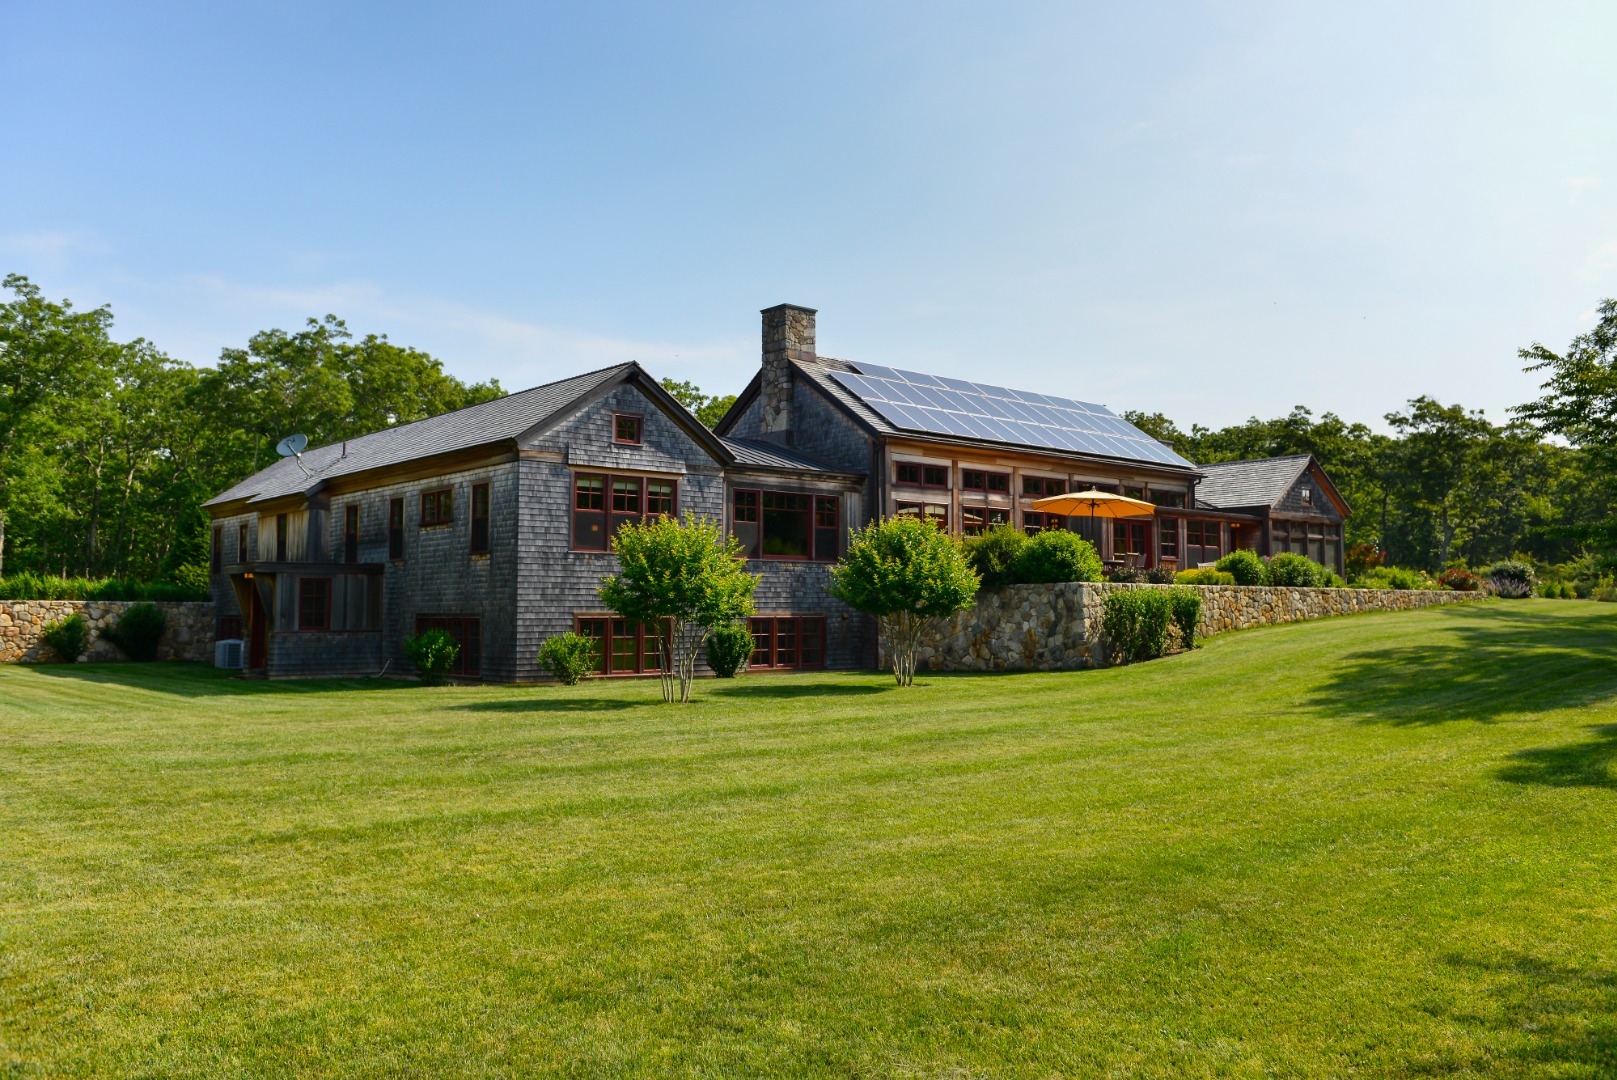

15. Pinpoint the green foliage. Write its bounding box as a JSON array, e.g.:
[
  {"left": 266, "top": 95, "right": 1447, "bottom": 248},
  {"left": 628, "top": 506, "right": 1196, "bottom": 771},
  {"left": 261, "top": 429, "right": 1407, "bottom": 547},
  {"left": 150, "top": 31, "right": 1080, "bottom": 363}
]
[
  {"left": 1176, "top": 567, "right": 1236, "bottom": 586},
  {"left": 704, "top": 621, "right": 755, "bottom": 679},
  {"left": 1010, "top": 530, "right": 1102, "bottom": 585},
  {"left": 831, "top": 515, "right": 979, "bottom": 686},
  {"left": 1214, "top": 550, "right": 1265, "bottom": 586},
  {"left": 103, "top": 602, "right": 166, "bottom": 662},
  {"left": 1487, "top": 560, "right": 1536, "bottom": 599},
  {"left": 1438, "top": 568, "right": 1482, "bottom": 592},
  {"left": 1537, "top": 581, "right": 1576, "bottom": 599},
  {"left": 39, "top": 613, "right": 89, "bottom": 663},
  {"left": 1099, "top": 589, "right": 1173, "bottom": 665},
  {"left": 1168, "top": 587, "right": 1203, "bottom": 650},
  {"left": 599, "top": 515, "right": 758, "bottom": 703},
  {"left": 1358, "top": 565, "right": 1425, "bottom": 590},
  {"left": 0, "top": 573, "right": 208, "bottom": 601},
  {"left": 659, "top": 378, "right": 737, "bottom": 430},
  {"left": 537, "top": 632, "right": 599, "bottom": 685},
  {"left": 1140, "top": 564, "right": 1179, "bottom": 585},
  {"left": 1266, "top": 553, "right": 1331, "bottom": 588},
  {"left": 404, "top": 629, "right": 460, "bottom": 685},
  {"left": 961, "top": 524, "right": 1026, "bottom": 588}
]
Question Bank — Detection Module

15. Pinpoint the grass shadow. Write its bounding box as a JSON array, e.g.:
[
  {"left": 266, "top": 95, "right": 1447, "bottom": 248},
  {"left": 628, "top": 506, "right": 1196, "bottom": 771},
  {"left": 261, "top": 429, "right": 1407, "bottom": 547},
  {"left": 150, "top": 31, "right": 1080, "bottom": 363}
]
[
  {"left": 1495, "top": 724, "right": 1617, "bottom": 789},
  {"left": 450, "top": 697, "right": 640, "bottom": 714},
  {"left": 1306, "top": 604, "right": 1617, "bottom": 725},
  {"left": 15, "top": 662, "right": 419, "bottom": 699},
  {"left": 708, "top": 681, "right": 891, "bottom": 700},
  {"left": 1430, "top": 951, "right": 1617, "bottom": 1073}
]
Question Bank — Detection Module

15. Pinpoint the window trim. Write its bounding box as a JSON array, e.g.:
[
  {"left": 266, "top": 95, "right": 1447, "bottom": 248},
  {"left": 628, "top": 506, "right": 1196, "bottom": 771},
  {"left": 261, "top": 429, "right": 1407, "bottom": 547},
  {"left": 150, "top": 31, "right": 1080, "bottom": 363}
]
[
  {"left": 420, "top": 487, "right": 453, "bottom": 529},
  {"left": 573, "top": 615, "right": 670, "bottom": 676},
  {"left": 571, "top": 471, "right": 679, "bottom": 553},
  {"left": 895, "top": 461, "right": 950, "bottom": 489},
  {"left": 961, "top": 468, "right": 1012, "bottom": 494},
  {"left": 895, "top": 501, "right": 950, "bottom": 531},
  {"left": 470, "top": 482, "right": 490, "bottom": 555},
  {"left": 732, "top": 487, "right": 838, "bottom": 562},
  {"left": 388, "top": 498, "right": 405, "bottom": 560},
  {"left": 613, "top": 413, "right": 643, "bottom": 445},
  {"left": 748, "top": 615, "right": 827, "bottom": 670},
  {"left": 1021, "top": 475, "right": 1066, "bottom": 498},
  {"left": 343, "top": 504, "right": 360, "bottom": 564},
  {"left": 298, "top": 577, "right": 332, "bottom": 631}
]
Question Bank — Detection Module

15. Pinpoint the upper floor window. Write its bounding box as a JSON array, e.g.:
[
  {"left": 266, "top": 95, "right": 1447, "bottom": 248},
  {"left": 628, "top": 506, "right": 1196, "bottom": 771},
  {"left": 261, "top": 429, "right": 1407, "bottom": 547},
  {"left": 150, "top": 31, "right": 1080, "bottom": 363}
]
[
  {"left": 1300, "top": 486, "right": 1313, "bottom": 506},
  {"left": 574, "top": 472, "right": 677, "bottom": 551},
  {"left": 237, "top": 523, "right": 249, "bottom": 564},
  {"left": 1150, "top": 489, "right": 1187, "bottom": 509},
  {"left": 212, "top": 526, "right": 223, "bottom": 572},
  {"left": 731, "top": 489, "right": 839, "bottom": 560},
  {"left": 962, "top": 469, "right": 1011, "bottom": 494},
  {"left": 895, "top": 502, "right": 949, "bottom": 531},
  {"left": 614, "top": 414, "right": 642, "bottom": 445},
  {"left": 895, "top": 462, "right": 948, "bottom": 488},
  {"left": 275, "top": 513, "right": 289, "bottom": 561},
  {"left": 1023, "top": 476, "right": 1064, "bottom": 498},
  {"left": 343, "top": 505, "right": 360, "bottom": 564},
  {"left": 646, "top": 479, "right": 675, "bottom": 518},
  {"left": 420, "top": 488, "right": 453, "bottom": 528},
  {"left": 1123, "top": 485, "right": 1145, "bottom": 500},
  {"left": 470, "top": 483, "right": 490, "bottom": 555},
  {"left": 388, "top": 498, "right": 405, "bottom": 560}
]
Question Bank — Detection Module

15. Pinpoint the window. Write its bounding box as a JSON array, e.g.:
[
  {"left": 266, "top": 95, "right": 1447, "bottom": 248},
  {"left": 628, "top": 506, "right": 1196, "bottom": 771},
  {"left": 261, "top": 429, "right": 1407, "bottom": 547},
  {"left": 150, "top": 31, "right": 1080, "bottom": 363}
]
[
  {"left": 1114, "top": 520, "right": 1151, "bottom": 558},
  {"left": 614, "top": 414, "right": 642, "bottom": 445},
  {"left": 896, "top": 502, "right": 948, "bottom": 530},
  {"left": 1023, "top": 476, "right": 1064, "bottom": 498},
  {"left": 574, "top": 472, "right": 677, "bottom": 551},
  {"left": 211, "top": 526, "right": 223, "bottom": 572},
  {"left": 238, "top": 523, "right": 250, "bottom": 563},
  {"left": 1301, "top": 486, "right": 1313, "bottom": 506},
  {"left": 611, "top": 477, "right": 642, "bottom": 536},
  {"left": 420, "top": 488, "right": 453, "bottom": 527},
  {"left": 415, "top": 616, "right": 482, "bottom": 676},
  {"left": 646, "top": 479, "right": 675, "bottom": 519},
  {"left": 344, "top": 505, "right": 360, "bottom": 564},
  {"left": 763, "top": 492, "right": 813, "bottom": 558},
  {"left": 573, "top": 616, "right": 666, "bottom": 675},
  {"left": 470, "top": 483, "right": 490, "bottom": 554},
  {"left": 895, "top": 462, "right": 948, "bottom": 488},
  {"left": 733, "top": 489, "right": 760, "bottom": 557},
  {"left": 1123, "top": 485, "right": 1145, "bottom": 500},
  {"left": 1159, "top": 522, "right": 1179, "bottom": 560},
  {"left": 749, "top": 616, "right": 826, "bottom": 669},
  {"left": 962, "top": 469, "right": 1011, "bottom": 493},
  {"left": 961, "top": 506, "right": 1011, "bottom": 535},
  {"left": 388, "top": 498, "right": 405, "bottom": 560},
  {"left": 275, "top": 513, "right": 288, "bottom": 561},
  {"left": 734, "top": 489, "right": 838, "bottom": 560},
  {"left": 814, "top": 496, "right": 840, "bottom": 560},
  {"left": 298, "top": 578, "right": 331, "bottom": 631},
  {"left": 1187, "top": 520, "right": 1223, "bottom": 565},
  {"left": 1150, "top": 489, "right": 1187, "bottom": 509},
  {"left": 574, "top": 475, "right": 607, "bottom": 550},
  {"left": 1022, "top": 511, "right": 1064, "bottom": 534}
]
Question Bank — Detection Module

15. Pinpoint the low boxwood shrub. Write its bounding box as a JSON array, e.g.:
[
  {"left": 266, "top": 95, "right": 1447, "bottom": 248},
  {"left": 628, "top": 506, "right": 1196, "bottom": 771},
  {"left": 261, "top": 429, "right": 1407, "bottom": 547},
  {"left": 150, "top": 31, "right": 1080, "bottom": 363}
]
[
  {"left": 1168, "top": 586, "right": 1203, "bottom": 650},
  {"left": 1538, "top": 581, "right": 1576, "bottom": 599},
  {"left": 1357, "top": 565, "right": 1424, "bottom": 590},
  {"left": 405, "top": 628, "right": 460, "bottom": 685},
  {"left": 1214, "top": 550, "right": 1265, "bottom": 586},
  {"left": 1010, "top": 530, "right": 1103, "bottom": 584},
  {"left": 1100, "top": 588, "right": 1173, "bottom": 665},
  {"left": 40, "top": 613, "right": 89, "bottom": 663},
  {"left": 1438, "top": 568, "right": 1482, "bottom": 592},
  {"left": 962, "top": 525, "right": 1026, "bottom": 588},
  {"left": 103, "top": 602, "right": 166, "bottom": 661},
  {"left": 1487, "top": 560, "right": 1535, "bottom": 599},
  {"left": 1175, "top": 567, "right": 1235, "bottom": 586},
  {"left": 704, "top": 621, "right": 754, "bottom": 678},
  {"left": 538, "top": 631, "right": 599, "bottom": 685},
  {"left": 1265, "top": 553, "right": 1336, "bottom": 588}
]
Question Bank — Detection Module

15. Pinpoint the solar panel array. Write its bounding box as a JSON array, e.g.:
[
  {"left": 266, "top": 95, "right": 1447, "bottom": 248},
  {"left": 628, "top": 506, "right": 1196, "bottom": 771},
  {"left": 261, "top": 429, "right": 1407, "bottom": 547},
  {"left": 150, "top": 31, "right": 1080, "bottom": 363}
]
[{"left": 828, "top": 364, "right": 1194, "bottom": 468}]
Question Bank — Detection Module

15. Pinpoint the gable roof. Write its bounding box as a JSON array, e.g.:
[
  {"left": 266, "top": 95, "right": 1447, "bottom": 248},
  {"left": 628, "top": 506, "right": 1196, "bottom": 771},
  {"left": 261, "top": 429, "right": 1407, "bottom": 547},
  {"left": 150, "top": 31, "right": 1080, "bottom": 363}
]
[
  {"left": 1194, "top": 454, "right": 1351, "bottom": 515},
  {"left": 207, "top": 363, "right": 688, "bottom": 508},
  {"left": 719, "top": 436, "right": 860, "bottom": 475}
]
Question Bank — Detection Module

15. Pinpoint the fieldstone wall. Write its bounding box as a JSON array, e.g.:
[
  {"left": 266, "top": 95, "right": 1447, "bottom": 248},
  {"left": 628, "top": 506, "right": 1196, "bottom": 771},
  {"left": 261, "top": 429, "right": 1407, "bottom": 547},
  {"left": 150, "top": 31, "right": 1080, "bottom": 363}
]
[
  {"left": 904, "top": 582, "right": 1486, "bottom": 672},
  {"left": 0, "top": 601, "right": 216, "bottom": 664}
]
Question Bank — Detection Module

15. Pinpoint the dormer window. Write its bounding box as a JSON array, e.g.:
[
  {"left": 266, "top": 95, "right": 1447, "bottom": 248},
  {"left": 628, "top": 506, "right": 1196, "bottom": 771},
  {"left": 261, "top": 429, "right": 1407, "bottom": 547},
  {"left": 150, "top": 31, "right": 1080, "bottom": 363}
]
[{"left": 614, "top": 414, "right": 642, "bottom": 445}]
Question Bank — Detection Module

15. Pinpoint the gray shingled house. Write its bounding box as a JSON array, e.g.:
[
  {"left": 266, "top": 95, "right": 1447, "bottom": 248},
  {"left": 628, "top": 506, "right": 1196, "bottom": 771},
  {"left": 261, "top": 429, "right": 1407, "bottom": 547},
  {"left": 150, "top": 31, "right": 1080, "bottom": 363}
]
[{"left": 205, "top": 303, "right": 1348, "bottom": 680}]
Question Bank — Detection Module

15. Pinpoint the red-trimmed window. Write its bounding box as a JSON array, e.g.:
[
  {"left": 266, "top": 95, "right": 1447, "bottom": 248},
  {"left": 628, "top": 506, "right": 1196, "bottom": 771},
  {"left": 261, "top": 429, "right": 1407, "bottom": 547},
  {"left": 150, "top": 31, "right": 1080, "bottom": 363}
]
[
  {"left": 470, "top": 483, "right": 490, "bottom": 554},
  {"left": 1187, "top": 520, "right": 1222, "bottom": 565},
  {"left": 415, "top": 615, "right": 482, "bottom": 676},
  {"left": 1150, "top": 489, "right": 1187, "bottom": 509},
  {"left": 734, "top": 489, "right": 838, "bottom": 560},
  {"left": 298, "top": 578, "right": 331, "bottom": 631},
  {"left": 733, "top": 489, "right": 761, "bottom": 557},
  {"left": 895, "top": 462, "right": 949, "bottom": 488},
  {"left": 962, "top": 506, "right": 1011, "bottom": 535},
  {"left": 614, "top": 414, "right": 642, "bottom": 445},
  {"left": 611, "top": 477, "right": 642, "bottom": 536},
  {"left": 1123, "top": 485, "right": 1145, "bottom": 500},
  {"left": 813, "top": 496, "right": 839, "bottom": 561},
  {"left": 211, "top": 526, "right": 223, "bottom": 572},
  {"left": 895, "top": 462, "right": 922, "bottom": 485},
  {"left": 1023, "top": 476, "right": 1065, "bottom": 498},
  {"left": 1023, "top": 511, "right": 1065, "bottom": 535},
  {"left": 388, "top": 498, "right": 405, "bottom": 560},
  {"left": 573, "top": 616, "right": 667, "bottom": 675},
  {"left": 762, "top": 493, "right": 813, "bottom": 558},
  {"left": 420, "top": 488, "right": 452, "bottom": 527},
  {"left": 647, "top": 479, "right": 675, "bottom": 519},
  {"left": 1159, "top": 521, "right": 1179, "bottom": 560},
  {"left": 574, "top": 474, "right": 607, "bottom": 550},
  {"left": 895, "top": 502, "right": 949, "bottom": 531},
  {"left": 343, "top": 505, "right": 359, "bottom": 564},
  {"left": 749, "top": 617, "right": 826, "bottom": 670},
  {"left": 962, "top": 469, "right": 1011, "bottom": 494}
]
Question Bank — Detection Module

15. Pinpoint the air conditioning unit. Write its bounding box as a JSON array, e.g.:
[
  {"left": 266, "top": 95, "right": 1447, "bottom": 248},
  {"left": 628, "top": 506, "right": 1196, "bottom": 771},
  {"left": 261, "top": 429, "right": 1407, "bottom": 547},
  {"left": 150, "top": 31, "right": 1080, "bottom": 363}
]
[{"left": 215, "top": 639, "right": 244, "bottom": 669}]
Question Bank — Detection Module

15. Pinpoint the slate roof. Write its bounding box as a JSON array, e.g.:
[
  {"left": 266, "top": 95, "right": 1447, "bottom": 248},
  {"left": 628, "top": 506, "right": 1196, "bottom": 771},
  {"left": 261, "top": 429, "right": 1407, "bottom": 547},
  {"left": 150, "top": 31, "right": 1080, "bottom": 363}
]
[
  {"left": 719, "top": 436, "right": 858, "bottom": 475},
  {"left": 205, "top": 364, "right": 634, "bottom": 507},
  {"left": 1194, "top": 455, "right": 1313, "bottom": 510}
]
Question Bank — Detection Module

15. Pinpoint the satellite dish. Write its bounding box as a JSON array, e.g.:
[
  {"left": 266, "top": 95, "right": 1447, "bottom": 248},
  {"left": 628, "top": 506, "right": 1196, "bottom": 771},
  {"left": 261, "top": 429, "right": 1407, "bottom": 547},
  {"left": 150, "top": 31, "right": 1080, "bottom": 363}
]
[{"left": 275, "top": 434, "right": 309, "bottom": 457}]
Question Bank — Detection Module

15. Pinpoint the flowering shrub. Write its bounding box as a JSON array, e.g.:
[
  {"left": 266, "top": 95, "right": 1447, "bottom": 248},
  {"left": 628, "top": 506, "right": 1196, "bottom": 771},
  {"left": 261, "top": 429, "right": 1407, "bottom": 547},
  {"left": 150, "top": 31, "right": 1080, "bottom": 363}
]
[
  {"left": 1438, "top": 568, "right": 1481, "bottom": 592},
  {"left": 1487, "top": 560, "right": 1535, "bottom": 599}
]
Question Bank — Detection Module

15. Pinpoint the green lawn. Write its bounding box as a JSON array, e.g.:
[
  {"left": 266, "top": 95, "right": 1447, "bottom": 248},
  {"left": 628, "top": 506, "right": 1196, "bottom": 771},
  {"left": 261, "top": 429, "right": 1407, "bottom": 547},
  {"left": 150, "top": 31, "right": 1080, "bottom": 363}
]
[{"left": 2, "top": 602, "right": 1615, "bottom": 1077}]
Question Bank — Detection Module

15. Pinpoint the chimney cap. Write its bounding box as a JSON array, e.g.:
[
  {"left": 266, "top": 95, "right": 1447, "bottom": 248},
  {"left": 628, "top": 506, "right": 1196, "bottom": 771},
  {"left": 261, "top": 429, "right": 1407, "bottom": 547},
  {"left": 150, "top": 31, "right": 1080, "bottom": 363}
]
[{"left": 760, "top": 302, "right": 818, "bottom": 315}]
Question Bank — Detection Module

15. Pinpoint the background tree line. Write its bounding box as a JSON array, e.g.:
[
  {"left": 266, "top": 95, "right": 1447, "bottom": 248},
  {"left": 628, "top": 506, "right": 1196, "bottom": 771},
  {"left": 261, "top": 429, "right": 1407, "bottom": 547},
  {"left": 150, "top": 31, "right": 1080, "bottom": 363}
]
[{"left": 3, "top": 273, "right": 1614, "bottom": 582}]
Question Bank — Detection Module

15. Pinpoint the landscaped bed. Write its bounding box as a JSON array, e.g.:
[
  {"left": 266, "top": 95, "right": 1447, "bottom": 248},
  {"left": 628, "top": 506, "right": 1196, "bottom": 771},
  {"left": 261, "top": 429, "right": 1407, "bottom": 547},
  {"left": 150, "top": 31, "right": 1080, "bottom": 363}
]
[{"left": 2, "top": 601, "right": 1614, "bottom": 1076}]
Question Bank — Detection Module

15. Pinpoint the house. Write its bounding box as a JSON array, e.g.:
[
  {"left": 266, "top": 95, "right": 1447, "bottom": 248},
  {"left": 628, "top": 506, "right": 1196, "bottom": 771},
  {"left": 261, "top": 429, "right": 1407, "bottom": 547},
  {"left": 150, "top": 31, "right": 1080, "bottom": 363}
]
[{"left": 204, "top": 303, "right": 1349, "bottom": 680}]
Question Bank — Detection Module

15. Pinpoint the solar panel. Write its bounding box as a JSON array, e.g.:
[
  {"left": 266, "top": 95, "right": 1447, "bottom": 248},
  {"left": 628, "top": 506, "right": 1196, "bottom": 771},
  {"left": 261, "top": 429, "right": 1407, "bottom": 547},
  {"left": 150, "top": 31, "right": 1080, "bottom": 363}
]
[{"left": 827, "top": 364, "right": 1195, "bottom": 469}]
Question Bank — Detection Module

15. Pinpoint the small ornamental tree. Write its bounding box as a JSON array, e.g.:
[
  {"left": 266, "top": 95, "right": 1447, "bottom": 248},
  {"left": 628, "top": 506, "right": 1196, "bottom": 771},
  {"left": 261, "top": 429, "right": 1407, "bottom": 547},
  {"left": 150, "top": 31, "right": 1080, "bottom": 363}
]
[
  {"left": 830, "top": 515, "right": 980, "bottom": 687},
  {"left": 599, "top": 515, "right": 758, "bottom": 703}
]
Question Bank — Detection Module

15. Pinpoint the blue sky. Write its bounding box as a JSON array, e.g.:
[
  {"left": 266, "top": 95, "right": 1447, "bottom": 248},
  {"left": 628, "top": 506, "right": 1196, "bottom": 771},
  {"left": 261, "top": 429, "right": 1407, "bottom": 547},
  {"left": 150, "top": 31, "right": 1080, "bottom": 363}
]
[{"left": 3, "top": 2, "right": 1614, "bottom": 430}]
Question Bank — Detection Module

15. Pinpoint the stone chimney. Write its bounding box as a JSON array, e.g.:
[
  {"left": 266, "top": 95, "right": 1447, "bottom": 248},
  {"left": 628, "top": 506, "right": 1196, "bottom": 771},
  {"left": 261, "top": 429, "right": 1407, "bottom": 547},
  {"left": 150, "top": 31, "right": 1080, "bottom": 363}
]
[{"left": 759, "top": 303, "right": 816, "bottom": 445}]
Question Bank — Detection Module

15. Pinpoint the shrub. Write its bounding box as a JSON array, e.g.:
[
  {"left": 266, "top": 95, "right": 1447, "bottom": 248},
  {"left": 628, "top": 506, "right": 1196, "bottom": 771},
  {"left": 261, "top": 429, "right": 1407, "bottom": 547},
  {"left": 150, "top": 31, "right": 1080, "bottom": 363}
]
[
  {"left": 1439, "top": 568, "right": 1482, "bottom": 592},
  {"left": 103, "top": 603, "right": 167, "bottom": 661},
  {"left": 1176, "top": 568, "right": 1235, "bottom": 586},
  {"left": 1141, "top": 564, "right": 1179, "bottom": 584},
  {"left": 1266, "top": 553, "right": 1328, "bottom": 588},
  {"left": 1358, "top": 565, "right": 1424, "bottom": 590},
  {"left": 1168, "top": 587, "right": 1203, "bottom": 650},
  {"left": 1538, "top": 581, "right": 1576, "bottom": 599},
  {"left": 1595, "top": 580, "right": 1617, "bottom": 603},
  {"left": 537, "top": 632, "right": 599, "bottom": 685},
  {"left": 405, "top": 628, "right": 460, "bottom": 685},
  {"left": 1011, "top": 530, "right": 1103, "bottom": 585},
  {"left": 0, "top": 573, "right": 208, "bottom": 602},
  {"left": 1345, "top": 543, "right": 1384, "bottom": 578},
  {"left": 962, "top": 525, "right": 1026, "bottom": 588},
  {"left": 1100, "top": 589, "right": 1173, "bottom": 665},
  {"left": 1214, "top": 550, "right": 1265, "bottom": 586},
  {"left": 705, "top": 620, "right": 754, "bottom": 678},
  {"left": 1104, "top": 564, "right": 1142, "bottom": 583},
  {"left": 1487, "top": 560, "right": 1535, "bottom": 599},
  {"left": 40, "top": 613, "right": 89, "bottom": 663}
]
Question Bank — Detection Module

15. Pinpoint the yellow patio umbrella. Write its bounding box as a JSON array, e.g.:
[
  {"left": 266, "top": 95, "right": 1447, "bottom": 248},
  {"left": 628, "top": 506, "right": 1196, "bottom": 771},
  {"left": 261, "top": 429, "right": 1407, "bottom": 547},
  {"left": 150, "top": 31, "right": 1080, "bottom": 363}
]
[{"left": 1029, "top": 489, "right": 1156, "bottom": 552}]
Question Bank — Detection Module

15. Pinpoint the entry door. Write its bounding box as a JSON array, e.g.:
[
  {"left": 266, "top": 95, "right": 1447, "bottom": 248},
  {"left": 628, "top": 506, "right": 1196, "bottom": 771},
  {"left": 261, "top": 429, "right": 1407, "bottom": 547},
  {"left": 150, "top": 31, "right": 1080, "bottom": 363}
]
[{"left": 248, "top": 586, "right": 268, "bottom": 669}]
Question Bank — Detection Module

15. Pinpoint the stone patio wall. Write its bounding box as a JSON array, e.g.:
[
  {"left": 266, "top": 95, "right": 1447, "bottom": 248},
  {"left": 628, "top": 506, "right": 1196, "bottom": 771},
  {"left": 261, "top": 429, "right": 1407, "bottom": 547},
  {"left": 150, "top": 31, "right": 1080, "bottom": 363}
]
[
  {"left": 904, "top": 582, "right": 1486, "bottom": 672},
  {"left": 0, "top": 601, "right": 216, "bottom": 664}
]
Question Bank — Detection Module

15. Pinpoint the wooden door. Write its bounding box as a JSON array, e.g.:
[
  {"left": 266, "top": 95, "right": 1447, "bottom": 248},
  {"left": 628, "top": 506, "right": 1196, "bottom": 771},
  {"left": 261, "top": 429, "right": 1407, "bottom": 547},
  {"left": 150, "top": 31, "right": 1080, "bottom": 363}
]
[{"left": 247, "top": 585, "right": 268, "bottom": 669}]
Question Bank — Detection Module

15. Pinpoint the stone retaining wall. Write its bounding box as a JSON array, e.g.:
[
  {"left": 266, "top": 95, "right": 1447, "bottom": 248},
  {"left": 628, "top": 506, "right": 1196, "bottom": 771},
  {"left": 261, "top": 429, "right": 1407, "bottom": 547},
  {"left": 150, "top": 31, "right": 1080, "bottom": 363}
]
[
  {"left": 906, "top": 583, "right": 1485, "bottom": 672},
  {"left": 0, "top": 601, "right": 216, "bottom": 664}
]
